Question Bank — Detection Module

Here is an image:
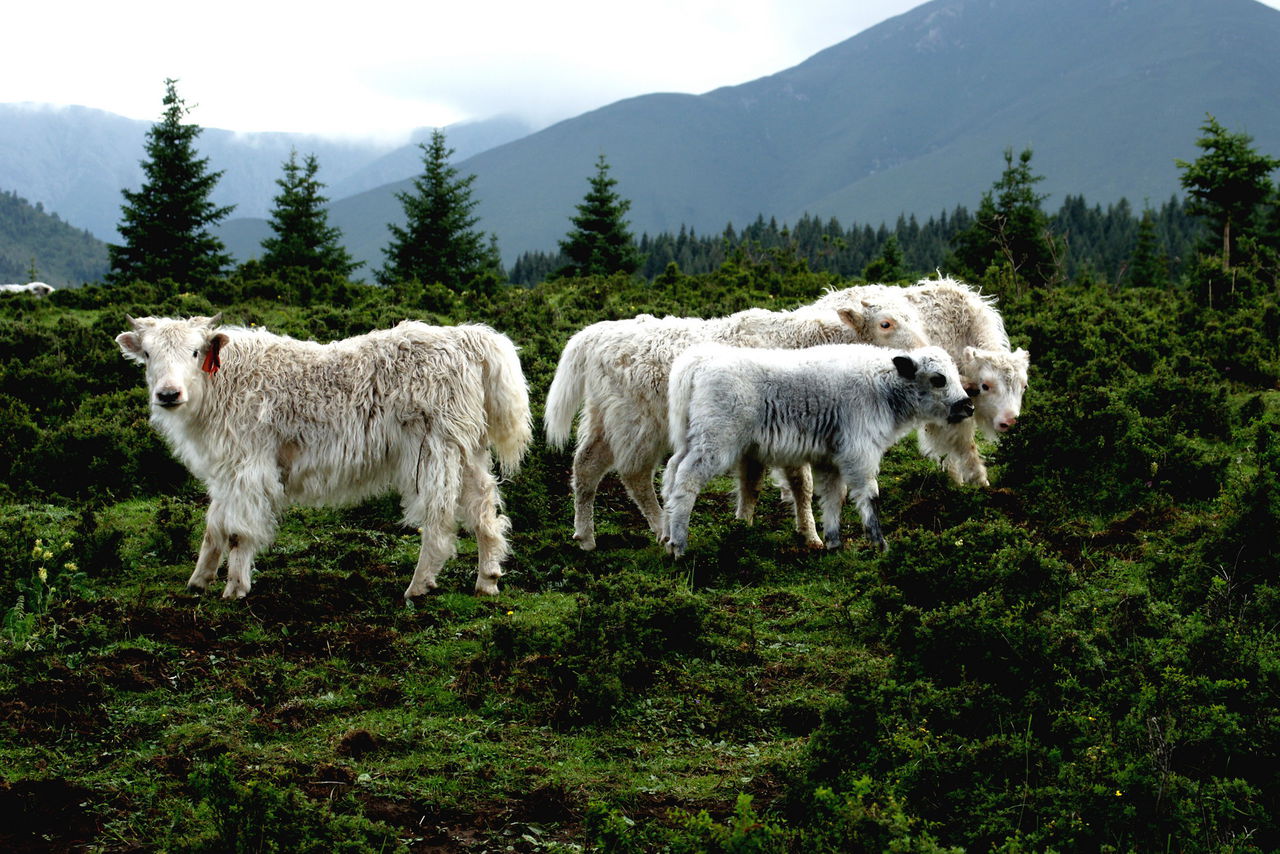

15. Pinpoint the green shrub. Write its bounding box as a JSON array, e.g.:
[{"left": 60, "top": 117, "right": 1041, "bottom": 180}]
[
  {"left": 461, "top": 569, "right": 712, "bottom": 725},
  {"left": 180, "top": 754, "right": 404, "bottom": 853}
]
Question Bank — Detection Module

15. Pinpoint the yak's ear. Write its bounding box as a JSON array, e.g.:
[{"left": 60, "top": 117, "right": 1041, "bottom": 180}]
[
  {"left": 117, "top": 315, "right": 147, "bottom": 360},
  {"left": 892, "top": 354, "right": 918, "bottom": 379},
  {"left": 837, "top": 304, "right": 869, "bottom": 336},
  {"left": 202, "top": 332, "right": 229, "bottom": 375},
  {"left": 116, "top": 330, "right": 144, "bottom": 360},
  {"left": 207, "top": 312, "right": 223, "bottom": 328}
]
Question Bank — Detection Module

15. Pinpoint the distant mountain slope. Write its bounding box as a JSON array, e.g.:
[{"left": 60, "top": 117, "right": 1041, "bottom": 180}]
[
  {"left": 269, "top": 0, "right": 1280, "bottom": 269},
  {"left": 0, "top": 190, "right": 107, "bottom": 286},
  {"left": 0, "top": 105, "right": 534, "bottom": 244}
]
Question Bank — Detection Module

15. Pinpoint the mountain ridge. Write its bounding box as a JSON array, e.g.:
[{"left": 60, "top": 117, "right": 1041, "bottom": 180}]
[
  {"left": 282, "top": 0, "right": 1280, "bottom": 269},
  {"left": 2, "top": 0, "right": 1279, "bottom": 274}
]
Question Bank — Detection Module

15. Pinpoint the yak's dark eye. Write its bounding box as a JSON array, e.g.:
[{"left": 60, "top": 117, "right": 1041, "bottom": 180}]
[
  {"left": 193, "top": 350, "right": 199, "bottom": 358},
  {"left": 930, "top": 375, "right": 946, "bottom": 388},
  {"left": 981, "top": 382, "right": 991, "bottom": 392},
  {"left": 143, "top": 350, "right": 149, "bottom": 359},
  {"left": 880, "top": 320, "right": 892, "bottom": 329}
]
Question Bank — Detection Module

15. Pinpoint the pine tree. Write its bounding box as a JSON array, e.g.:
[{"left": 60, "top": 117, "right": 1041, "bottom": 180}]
[
  {"left": 863, "top": 234, "right": 906, "bottom": 282},
  {"left": 107, "top": 79, "right": 234, "bottom": 286},
  {"left": 378, "top": 129, "right": 500, "bottom": 290},
  {"left": 951, "top": 147, "right": 1061, "bottom": 289},
  {"left": 259, "top": 150, "right": 359, "bottom": 277},
  {"left": 557, "top": 155, "right": 642, "bottom": 278},
  {"left": 1176, "top": 114, "right": 1280, "bottom": 271},
  {"left": 1126, "top": 210, "right": 1168, "bottom": 288}
]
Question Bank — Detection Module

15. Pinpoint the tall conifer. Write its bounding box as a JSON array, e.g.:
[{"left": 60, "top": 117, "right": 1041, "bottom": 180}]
[
  {"left": 1126, "top": 210, "right": 1168, "bottom": 287},
  {"left": 260, "top": 150, "right": 359, "bottom": 277},
  {"left": 951, "top": 147, "right": 1061, "bottom": 288},
  {"left": 1176, "top": 114, "right": 1280, "bottom": 271},
  {"left": 108, "top": 79, "right": 233, "bottom": 286},
  {"left": 557, "top": 155, "right": 642, "bottom": 278},
  {"left": 378, "top": 129, "right": 499, "bottom": 290}
]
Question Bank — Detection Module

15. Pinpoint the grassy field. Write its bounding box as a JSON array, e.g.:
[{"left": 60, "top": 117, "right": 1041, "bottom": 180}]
[{"left": 2, "top": 267, "right": 1278, "bottom": 851}]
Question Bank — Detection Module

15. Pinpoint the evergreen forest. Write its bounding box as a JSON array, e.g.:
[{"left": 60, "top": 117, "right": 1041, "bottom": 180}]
[{"left": 1, "top": 111, "right": 1279, "bottom": 851}]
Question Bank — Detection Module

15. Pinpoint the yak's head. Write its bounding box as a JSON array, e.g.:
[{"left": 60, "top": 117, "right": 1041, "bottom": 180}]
[
  {"left": 892, "top": 345, "right": 975, "bottom": 425},
  {"left": 835, "top": 298, "right": 930, "bottom": 351},
  {"left": 960, "top": 346, "right": 1030, "bottom": 438},
  {"left": 116, "top": 314, "right": 227, "bottom": 413}
]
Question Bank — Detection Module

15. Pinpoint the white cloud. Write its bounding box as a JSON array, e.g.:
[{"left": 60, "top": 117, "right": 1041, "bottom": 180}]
[{"left": 6, "top": 0, "right": 1280, "bottom": 138}]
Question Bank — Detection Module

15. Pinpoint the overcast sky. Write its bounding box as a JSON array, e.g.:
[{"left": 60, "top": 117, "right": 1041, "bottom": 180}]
[{"left": 9, "top": 0, "right": 1280, "bottom": 141}]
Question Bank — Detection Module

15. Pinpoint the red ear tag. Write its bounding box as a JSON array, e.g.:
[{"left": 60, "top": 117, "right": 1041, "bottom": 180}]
[{"left": 202, "top": 348, "right": 220, "bottom": 375}]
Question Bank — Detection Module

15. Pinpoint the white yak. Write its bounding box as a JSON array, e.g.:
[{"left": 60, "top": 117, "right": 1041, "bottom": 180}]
[{"left": 116, "top": 314, "right": 531, "bottom": 600}]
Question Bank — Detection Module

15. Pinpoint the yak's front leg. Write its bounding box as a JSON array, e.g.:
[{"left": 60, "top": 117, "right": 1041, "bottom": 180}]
[
  {"left": 780, "top": 465, "right": 822, "bottom": 549},
  {"left": 814, "top": 464, "right": 848, "bottom": 549},
  {"left": 403, "top": 443, "right": 463, "bottom": 600},
  {"left": 735, "top": 456, "right": 766, "bottom": 524},
  {"left": 187, "top": 500, "right": 225, "bottom": 592},
  {"left": 221, "top": 533, "right": 256, "bottom": 599},
  {"left": 841, "top": 459, "right": 887, "bottom": 551}
]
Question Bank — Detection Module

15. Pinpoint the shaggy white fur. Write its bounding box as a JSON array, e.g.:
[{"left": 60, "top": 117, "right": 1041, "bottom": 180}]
[
  {"left": 543, "top": 294, "right": 929, "bottom": 550},
  {"left": 117, "top": 315, "right": 531, "bottom": 600},
  {"left": 661, "top": 343, "right": 973, "bottom": 556}
]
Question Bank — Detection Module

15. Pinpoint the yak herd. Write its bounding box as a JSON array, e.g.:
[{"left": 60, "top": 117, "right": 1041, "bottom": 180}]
[{"left": 115, "top": 276, "right": 1030, "bottom": 600}]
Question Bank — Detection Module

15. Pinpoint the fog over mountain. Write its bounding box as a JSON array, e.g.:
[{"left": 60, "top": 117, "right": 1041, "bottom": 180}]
[
  {"left": 3, "top": 0, "right": 1280, "bottom": 275},
  {"left": 0, "top": 105, "right": 533, "bottom": 245}
]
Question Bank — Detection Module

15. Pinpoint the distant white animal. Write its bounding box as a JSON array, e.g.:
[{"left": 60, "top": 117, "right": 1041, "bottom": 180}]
[
  {"left": 816, "top": 276, "right": 1030, "bottom": 486},
  {"left": 661, "top": 343, "right": 974, "bottom": 557},
  {"left": 116, "top": 314, "right": 532, "bottom": 600},
  {"left": 543, "top": 294, "right": 929, "bottom": 550},
  {"left": 0, "top": 282, "right": 54, "bottom": 296}
]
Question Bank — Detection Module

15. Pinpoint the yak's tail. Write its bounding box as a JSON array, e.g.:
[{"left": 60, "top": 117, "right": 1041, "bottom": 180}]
[
  {"left": 543, "top": 328, "right": 591, "bottom": 448},
  {"left": 478, "top": 328, "right": 533, "bottom": 477},
  {"left": 665, "top": 347, "right": 708, "bottom": 459}
]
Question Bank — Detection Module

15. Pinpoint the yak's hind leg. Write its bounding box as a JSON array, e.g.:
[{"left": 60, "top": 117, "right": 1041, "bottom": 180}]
[
  {"left": 403, "top": 442, "right": 463, "bottom": 600},
  {"left": 570, "top": 405, "right": 613, "bottom": 551},
  {"left": 459, "top": 450, "right": 511, "bottom": 596},
  {"left": 919, "top": 420, "right": 989, "bottom": 486},
  {"left": 780, "top": 465, "right": 823, "bottom": 549}
]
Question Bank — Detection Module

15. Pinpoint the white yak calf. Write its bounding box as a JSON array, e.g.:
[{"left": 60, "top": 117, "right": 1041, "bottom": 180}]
[
  {"left": 116, "top": 315, "right": 532, "bottom": 600},
  {"left": 544, "top": 295, "right": 928, "bottom": 550},
  {"left": 661, "top": 343, "right": 974, "bottom": 557}
]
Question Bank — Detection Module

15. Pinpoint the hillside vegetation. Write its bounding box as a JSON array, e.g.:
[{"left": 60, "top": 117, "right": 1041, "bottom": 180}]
[
  {"left": 0, "top": 190, "right": 108, "bottom": 286},
  {"left": 1, "top": 252, "right": 1277, "bottom": 850}
]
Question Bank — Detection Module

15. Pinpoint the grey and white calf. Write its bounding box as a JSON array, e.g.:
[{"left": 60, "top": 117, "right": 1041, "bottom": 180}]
[{"left": 661, "top": 343, "right": 973, "bottom": 557}]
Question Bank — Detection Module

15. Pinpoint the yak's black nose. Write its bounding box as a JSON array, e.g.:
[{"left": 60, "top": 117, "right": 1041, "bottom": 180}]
[
  {"left": 157, "top": 389, "right": 181, "bottom": 407},
  {"left": 948, "top": 399, "right": 974, "bottom": 423}
]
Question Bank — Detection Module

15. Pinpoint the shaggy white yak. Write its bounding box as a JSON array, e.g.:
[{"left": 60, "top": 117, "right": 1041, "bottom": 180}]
[
  {"left": 0, "top": 282, "right": 54, "bottom": 296},
  {"left": 543, "top": 295, "right": 929, "bottom": 549},
  {"left": 116, "top": 315, "right": 531, "bottom": 600},
  {"left": 661, "top": 343, "right": 974, "bottom": 557}
]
